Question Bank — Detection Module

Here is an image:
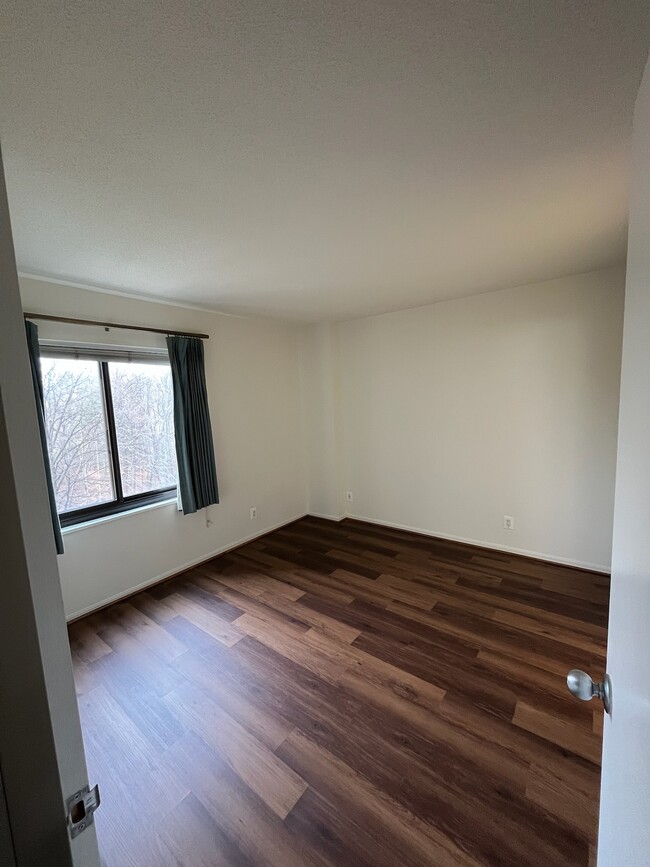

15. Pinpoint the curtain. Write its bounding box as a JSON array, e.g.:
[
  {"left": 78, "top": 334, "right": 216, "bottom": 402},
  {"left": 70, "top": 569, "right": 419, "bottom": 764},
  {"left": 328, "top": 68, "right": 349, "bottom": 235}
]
[
  {"left": 24, "top": 321, "right": 64, "bottom": 554},
  {"left": 166, "top": 336, "right": 219, "bottom": 514}
]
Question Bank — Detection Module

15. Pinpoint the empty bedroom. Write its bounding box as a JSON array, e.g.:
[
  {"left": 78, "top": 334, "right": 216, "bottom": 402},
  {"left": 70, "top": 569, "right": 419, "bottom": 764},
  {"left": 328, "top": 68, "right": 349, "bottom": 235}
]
[{"left": 2, "top": 2, "right": 650, "bottom": 866}]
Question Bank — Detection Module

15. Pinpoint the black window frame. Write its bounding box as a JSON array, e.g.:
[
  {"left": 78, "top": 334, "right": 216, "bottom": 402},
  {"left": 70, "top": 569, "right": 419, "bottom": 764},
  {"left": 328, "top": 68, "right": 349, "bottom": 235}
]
[{"left": 42, "top": 354, "right": 177, "bottom": 528}]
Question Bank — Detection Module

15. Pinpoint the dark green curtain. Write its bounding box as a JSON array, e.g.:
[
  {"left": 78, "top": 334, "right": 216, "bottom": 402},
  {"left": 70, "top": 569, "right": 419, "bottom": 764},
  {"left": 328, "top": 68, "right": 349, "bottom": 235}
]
[
  {"left": 166, "top": 335, "right": 219, "bottom": 514},
  {"left": 25, "top": 321, "right": 64, "bottom": 554}
]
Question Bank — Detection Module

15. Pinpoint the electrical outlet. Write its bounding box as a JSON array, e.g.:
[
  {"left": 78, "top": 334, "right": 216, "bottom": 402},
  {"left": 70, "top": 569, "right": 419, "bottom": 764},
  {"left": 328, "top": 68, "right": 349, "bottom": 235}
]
[
  {"left": 503, "top": 515, "right": 514, "bottom": 530},
  {"left": 346, "top": 491, "right": 353, "bottom": 503},
  {"left": 250, "top": 507, "right": 257, "bottom": 520}
]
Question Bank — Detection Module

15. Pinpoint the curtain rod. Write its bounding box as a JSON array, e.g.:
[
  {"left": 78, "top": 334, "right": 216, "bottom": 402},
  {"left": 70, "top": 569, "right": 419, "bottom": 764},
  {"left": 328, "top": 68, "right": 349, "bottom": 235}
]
[{"left": 22, "top": 311, "right": 209, "bottom": 340}]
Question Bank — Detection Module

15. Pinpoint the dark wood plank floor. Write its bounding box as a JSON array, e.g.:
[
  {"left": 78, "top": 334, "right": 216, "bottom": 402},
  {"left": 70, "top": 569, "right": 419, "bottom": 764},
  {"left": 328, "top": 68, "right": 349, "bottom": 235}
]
[{"left": 69, "top": 516, "right": 609, "bottom": 867}]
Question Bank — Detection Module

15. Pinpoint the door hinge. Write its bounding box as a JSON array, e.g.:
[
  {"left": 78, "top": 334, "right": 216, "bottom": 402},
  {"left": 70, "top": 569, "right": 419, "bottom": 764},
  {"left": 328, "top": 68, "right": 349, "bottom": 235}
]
[{"left": 66, "top": 784, "right": 100, "bottom": 839}]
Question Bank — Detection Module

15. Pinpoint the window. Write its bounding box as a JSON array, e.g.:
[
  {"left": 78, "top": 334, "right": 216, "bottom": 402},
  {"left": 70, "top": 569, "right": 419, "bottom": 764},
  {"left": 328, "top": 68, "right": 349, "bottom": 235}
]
[{"left": 40, "top": 348, "right": 177, "bottom": 526}]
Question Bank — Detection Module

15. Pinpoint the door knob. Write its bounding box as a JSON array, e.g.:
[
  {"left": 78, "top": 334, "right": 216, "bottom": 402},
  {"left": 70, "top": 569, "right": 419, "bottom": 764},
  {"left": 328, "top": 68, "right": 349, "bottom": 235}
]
[{"left": 567, "top": 669, "right": 611, "bottom": 714}]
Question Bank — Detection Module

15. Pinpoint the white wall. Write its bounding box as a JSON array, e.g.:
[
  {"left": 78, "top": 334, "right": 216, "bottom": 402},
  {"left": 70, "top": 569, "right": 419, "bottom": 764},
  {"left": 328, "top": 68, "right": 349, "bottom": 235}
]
[
  {"left": 20, "top": 277, "right": 307, "bottom": 619},
  {"left": 300, "top": 323, "right": 344, "bottom": 520},
  {"left": 598, "top": 57, "right": 650, "bottom": 866},
  {"left": 332, "top": 267, "right": 624, "bottom": 571}
]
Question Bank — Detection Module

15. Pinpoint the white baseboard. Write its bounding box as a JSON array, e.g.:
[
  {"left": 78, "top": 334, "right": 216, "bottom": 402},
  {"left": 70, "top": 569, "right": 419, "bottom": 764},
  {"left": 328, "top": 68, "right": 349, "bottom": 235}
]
[
  {"left": 66, "top": 511, "right": 309, "bottom": 622},
  {"left": 306, "top": 511, "right": 345, "bottom": 522},
  {"left": 344, "top": 512, "right": 611, "bottom": 574}
]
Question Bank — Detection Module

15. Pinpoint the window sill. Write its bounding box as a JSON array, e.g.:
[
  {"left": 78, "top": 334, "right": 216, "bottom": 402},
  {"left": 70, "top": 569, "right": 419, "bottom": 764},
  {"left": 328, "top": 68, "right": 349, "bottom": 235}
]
[{"left": 61, "top": 496, "right": 178, "bottom": 535}]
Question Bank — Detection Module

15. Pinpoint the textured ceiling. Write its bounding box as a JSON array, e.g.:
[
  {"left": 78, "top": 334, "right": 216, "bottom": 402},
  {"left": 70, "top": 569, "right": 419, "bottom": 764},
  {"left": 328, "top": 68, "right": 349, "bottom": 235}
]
[{"left": 1, "top": 1, "right": 649, "bottom": 321}]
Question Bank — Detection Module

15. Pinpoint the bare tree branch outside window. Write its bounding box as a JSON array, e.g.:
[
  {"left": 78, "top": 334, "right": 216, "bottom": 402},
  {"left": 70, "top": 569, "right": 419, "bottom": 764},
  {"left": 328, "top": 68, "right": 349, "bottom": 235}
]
[
  {"left": 41, "top": 357, "right": 176, "bottom": 514},
  {"left": 109, "top": 362, "right": 177, "bottom": 496}
]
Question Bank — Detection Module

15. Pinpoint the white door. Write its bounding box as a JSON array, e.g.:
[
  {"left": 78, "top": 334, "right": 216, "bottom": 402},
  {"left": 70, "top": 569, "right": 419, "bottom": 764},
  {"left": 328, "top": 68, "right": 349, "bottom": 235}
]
[
  {"left": 597, "top": 55, "right": 650, "bottom": 866},
  {"left": 0, "top": 148, "right": 101, "bottom": 864}
]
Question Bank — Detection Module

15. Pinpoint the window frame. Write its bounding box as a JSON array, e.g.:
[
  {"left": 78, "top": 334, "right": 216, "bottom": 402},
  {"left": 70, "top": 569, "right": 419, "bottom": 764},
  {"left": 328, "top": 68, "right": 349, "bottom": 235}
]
[{"left": 41, "top": 351, "right": 177, "bottom": 528}]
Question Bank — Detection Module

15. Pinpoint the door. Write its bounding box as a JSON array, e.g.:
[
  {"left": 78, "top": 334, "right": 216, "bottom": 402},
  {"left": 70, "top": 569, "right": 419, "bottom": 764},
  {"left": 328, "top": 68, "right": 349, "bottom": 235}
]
[
  {"left": 0, "top": 147, "right": 101, "bottom": 864},
  {"left": 597, "top": 55, "right": 650, "bottom": 865}
]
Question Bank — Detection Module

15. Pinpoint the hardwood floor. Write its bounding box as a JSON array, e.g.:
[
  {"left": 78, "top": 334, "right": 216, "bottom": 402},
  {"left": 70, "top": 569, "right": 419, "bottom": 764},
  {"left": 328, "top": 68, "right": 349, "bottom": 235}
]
[{"left": 69, "top": 516, "right": 609, "bottom": 867}]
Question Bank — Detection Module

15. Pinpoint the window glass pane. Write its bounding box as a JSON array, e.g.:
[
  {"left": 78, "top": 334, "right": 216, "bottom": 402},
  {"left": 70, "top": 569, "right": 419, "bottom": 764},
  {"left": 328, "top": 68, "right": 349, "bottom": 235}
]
[
  {"left": 41, "top": 358, "right": 115, "bottom": 513},
  {"left": 109, "top": 361, "right": 177, "bottom": 497}
]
